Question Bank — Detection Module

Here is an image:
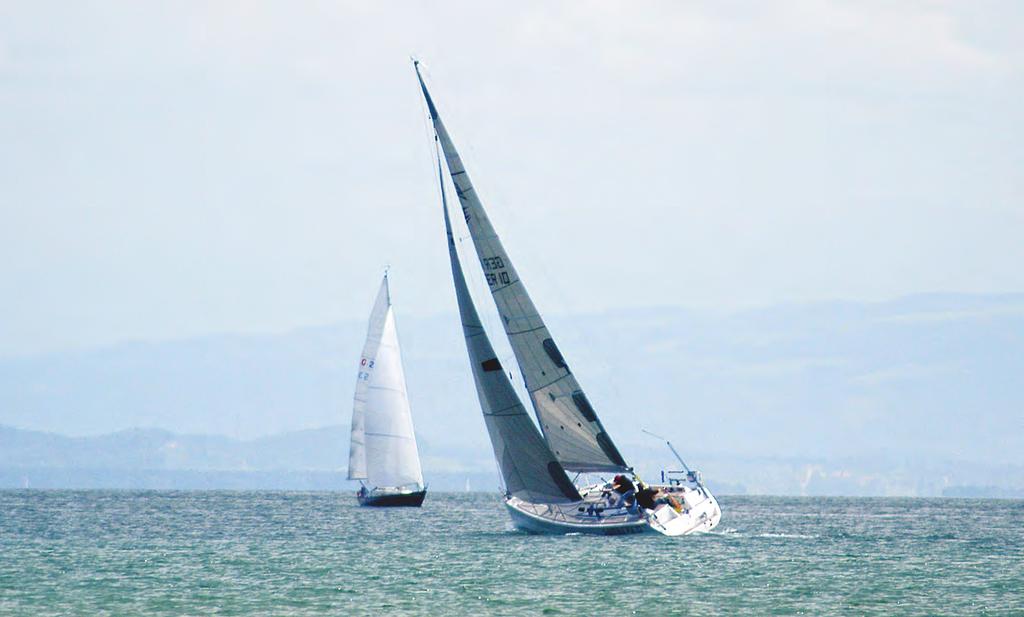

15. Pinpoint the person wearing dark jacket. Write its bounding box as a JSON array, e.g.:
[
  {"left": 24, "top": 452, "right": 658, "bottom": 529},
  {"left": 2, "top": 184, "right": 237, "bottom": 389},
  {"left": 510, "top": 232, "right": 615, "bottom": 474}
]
[
  {"left": 635, "top": 483, "right": 659, "bottom": 510},
  {"left": 635, "top": 482, "right": 683, "bottom": 512},
  {"left": 609, "top": 474, "right": 637, "bottom": 511},
  {"left": 612, "top": 474, "right": 635, "bottom": 496}
]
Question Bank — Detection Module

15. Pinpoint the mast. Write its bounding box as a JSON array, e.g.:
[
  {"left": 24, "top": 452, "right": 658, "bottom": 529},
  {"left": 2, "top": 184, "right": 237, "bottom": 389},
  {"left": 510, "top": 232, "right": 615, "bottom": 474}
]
[
  {"left": 438, "top": 143, "right": 580, "bottom": 503},
  {"left": 415, "top": 61, "right": 628, "bottom": 473}
]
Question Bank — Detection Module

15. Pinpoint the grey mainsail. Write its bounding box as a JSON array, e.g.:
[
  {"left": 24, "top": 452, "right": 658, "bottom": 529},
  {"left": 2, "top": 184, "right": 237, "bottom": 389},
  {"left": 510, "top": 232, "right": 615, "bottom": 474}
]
[
  {"left": 439, "top": 148, "right": 580, "bottom": 503},
  {"left": 416, "top": 63, "right": 628, "bottom": 473}
]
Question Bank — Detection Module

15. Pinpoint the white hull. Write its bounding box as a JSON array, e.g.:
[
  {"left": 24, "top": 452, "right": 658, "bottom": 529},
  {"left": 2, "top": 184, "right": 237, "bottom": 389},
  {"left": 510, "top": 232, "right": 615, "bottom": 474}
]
[
  {"left": 645, "top": 485, "right": 722, "bottom": 536},
  {"left": 505, "top": 483, "right": 721, "bottom": 536}
]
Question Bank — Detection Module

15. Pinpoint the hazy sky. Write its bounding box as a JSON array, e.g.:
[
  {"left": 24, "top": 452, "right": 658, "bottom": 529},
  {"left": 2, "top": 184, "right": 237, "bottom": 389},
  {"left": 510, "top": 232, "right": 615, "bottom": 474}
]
[{"left": 1, "top": 1, "right": 1021, "bottom": 356}]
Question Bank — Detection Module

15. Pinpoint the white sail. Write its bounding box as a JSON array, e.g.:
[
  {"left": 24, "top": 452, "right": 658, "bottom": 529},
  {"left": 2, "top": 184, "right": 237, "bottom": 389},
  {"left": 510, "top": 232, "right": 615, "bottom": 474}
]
[
  {"left": 348, "top": 276, "right": 424, "bottom": 489},
  {"left": 415, "top": 64, "right": 628, "bottom": 473},
  {"left": 347, "top": 281, "right": 386, "bottom": 481}
]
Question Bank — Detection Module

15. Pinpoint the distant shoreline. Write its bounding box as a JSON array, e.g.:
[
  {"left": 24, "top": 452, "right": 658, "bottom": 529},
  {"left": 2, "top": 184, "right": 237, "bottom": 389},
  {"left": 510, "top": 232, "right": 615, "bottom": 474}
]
[{"left": 2, "top": 469, "right": 1022, "bottom": 499}]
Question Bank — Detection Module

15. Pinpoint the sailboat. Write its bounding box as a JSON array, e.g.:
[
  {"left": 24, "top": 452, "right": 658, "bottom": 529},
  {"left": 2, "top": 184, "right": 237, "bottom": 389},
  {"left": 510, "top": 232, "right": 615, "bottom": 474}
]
[
  {"left": 416, "top": 61, "right": 721, "bottom": 535},
  {"left": 347, "top": 273, "right": 427, "bottom": 507}
]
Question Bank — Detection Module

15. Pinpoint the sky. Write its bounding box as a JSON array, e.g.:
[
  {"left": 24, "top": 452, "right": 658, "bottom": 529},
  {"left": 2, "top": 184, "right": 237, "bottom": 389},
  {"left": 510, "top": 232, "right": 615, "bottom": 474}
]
[{"left": 1, "top": 1, "right": 1021, "bottom": 357}]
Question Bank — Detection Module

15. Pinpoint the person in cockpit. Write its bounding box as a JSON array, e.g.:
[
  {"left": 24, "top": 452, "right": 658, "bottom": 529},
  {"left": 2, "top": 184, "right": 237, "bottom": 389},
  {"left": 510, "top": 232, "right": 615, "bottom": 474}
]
[{"left": 609, "top": 474, "right": 637, "bottom": 511}]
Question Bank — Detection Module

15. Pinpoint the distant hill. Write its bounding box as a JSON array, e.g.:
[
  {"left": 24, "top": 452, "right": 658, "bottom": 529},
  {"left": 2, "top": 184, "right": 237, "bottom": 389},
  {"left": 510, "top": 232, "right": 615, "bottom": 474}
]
[
  {"left": 0, "top": 424, "right": 349, "bottom": 471},
  {"left": 0, "top": 293, "right": 1022, "bottom": 493},
  {"left": 1, "top": 424, "right": 1021, "bottom": 496},
  {"left": 0, "top": 424, "right": 497, "bottom": 491}
]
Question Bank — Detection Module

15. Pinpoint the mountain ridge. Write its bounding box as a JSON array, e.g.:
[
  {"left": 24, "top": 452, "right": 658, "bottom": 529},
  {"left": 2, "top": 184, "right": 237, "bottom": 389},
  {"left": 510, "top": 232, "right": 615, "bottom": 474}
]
[
  {"left": 2, "top": 423, "right": 1021, "bottom": 496},
  {"left": 1, "top": 292, "right": 1021, "bottom": 493}
]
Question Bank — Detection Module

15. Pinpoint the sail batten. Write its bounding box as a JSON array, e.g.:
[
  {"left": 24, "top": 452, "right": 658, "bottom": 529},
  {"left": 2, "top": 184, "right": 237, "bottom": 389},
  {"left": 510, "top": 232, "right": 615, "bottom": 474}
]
[
  {"left": 436, "top": 143, "right": 580, "bottom": 504},
  {"left": 416, "top": 63, "right": 629, "bottom": 474},
  {"left": 347, "top": 276, "right": 425, "bottom": 488}
]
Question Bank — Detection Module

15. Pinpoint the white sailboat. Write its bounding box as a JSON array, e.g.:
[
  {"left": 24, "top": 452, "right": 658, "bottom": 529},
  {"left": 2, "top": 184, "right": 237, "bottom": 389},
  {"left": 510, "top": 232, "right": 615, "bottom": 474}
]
[
  {"left": 347, "top": 273, "right": 427, "bottom": 507},
  {"left": 416, "top": 61, "right": 720, "bottom": 535}
]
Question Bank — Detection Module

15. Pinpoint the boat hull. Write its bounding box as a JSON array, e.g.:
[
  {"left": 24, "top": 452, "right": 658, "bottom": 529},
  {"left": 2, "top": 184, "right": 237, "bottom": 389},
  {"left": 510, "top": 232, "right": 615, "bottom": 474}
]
[
  {"left": 505, "top": 483, "right": 721, "bottom": 536},
  {"left": 645, "top": 488, "right": 721, "bottom": 536},
  {"left": 357, "top": 488, "right": 427, "bottom": 507},
  {"left": 506, "top": 502, "right": 648, "bottom": 535}
]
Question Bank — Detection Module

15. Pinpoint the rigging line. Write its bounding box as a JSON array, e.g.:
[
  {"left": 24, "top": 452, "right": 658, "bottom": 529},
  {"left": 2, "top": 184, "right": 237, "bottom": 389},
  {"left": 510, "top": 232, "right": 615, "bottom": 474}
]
[
  {"left": 641, "top": 427, "right": 691, "bottom": 473},
  {"left": 425, "top": 79, "right": 516, "bottom": 393},
  {"left": 441, "top": 160, "right": 497, "bottom": 349},
  {"left": 422, "top": 66, "right": 536, "bottom": 434},
  {"left": 431, "top": 116, "right": 491, "bottom": 347},
  {"left": 426, "top": 73, "right": 489, "bottom": 394},
  {"left": 416, "top": 61, "right": 442, "bottom": 194}
]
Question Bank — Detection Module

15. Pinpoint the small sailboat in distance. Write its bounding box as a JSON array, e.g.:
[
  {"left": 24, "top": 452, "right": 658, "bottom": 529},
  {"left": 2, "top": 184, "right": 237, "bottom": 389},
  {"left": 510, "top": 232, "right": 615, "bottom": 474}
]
[
  {"left": 417, "top": 60, "right": 720, "bottom": 534},
  {"left": 347, "top": 272, "right": 427, "bottom": 507}
]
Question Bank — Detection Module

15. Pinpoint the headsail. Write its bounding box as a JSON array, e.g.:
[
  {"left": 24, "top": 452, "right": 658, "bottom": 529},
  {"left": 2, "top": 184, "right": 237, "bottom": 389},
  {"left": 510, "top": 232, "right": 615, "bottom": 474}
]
[
  {"left": 415, "top": 62, "right": 628, "bottom": 473},
  {"left": 348, "top": 281, "right": 387, "bottom": 481},
  {"left": 439, "top": 147, "right": 580, "bottom": 503},
  {"left": 348, "top": 275, "right": 425, "bottom": 488}
]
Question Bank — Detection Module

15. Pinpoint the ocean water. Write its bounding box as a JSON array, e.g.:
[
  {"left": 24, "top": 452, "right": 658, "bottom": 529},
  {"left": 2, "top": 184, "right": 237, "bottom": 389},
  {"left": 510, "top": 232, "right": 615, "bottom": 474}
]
[{"left": 0, "top": 492, "right": 1021, "bottom": 616}]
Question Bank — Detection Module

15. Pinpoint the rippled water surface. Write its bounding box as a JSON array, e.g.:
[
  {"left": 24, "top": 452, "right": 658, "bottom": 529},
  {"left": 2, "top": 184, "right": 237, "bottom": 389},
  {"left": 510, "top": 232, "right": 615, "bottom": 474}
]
[{"left": 0, "top": 492, "right": 1021, "bottom": 615}]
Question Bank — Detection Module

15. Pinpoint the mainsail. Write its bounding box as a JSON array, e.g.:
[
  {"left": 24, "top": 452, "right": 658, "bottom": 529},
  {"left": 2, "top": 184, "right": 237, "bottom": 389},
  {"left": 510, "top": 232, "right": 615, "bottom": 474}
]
[
  {"left": 348, "top": 275, "right": 424, "bottom": 489},
  {"left": 416, "top": 63, "right": 628, "bottom": 473},
  {"left": 439, "top": 149, "right": 580, "bottom": 503}
]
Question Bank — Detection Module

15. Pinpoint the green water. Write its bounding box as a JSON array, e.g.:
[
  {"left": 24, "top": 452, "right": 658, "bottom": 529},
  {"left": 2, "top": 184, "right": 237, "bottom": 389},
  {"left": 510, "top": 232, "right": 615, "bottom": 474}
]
[{"left": 0, "top": 492, "right": 1020, "bottom": 615}]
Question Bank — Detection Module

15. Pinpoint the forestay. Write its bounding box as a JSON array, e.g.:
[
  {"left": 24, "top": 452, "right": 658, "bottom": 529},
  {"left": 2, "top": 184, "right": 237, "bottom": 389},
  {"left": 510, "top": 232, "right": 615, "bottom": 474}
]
[
  {"left": 348, "top": 276, "right": 424, "bottom": 489},
  {"left": 416, "top": 63, "right": 628, "bottom": 473},
  {"left": 439, "top": 150, "right": 580, "bottom": 503}
]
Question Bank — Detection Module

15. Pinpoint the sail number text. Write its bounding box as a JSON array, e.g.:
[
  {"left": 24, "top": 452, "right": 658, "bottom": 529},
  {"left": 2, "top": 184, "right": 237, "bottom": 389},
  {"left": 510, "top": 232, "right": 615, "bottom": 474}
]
[
  {"left": 481, "top": 256, "right": 510, "bottom": 286},
  {"left": 357, "top": 357, "right": 375, "bottom": 381}
]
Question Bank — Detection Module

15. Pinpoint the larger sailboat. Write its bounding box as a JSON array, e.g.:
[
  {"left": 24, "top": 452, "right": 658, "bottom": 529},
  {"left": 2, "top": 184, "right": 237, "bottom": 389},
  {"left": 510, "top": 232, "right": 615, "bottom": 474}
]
[
  {"left": 416, "top": 62, "right": 721, "bottom": 535},
  {"left": 347, "top": 273, "right": 427, "bottom": 507}
]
